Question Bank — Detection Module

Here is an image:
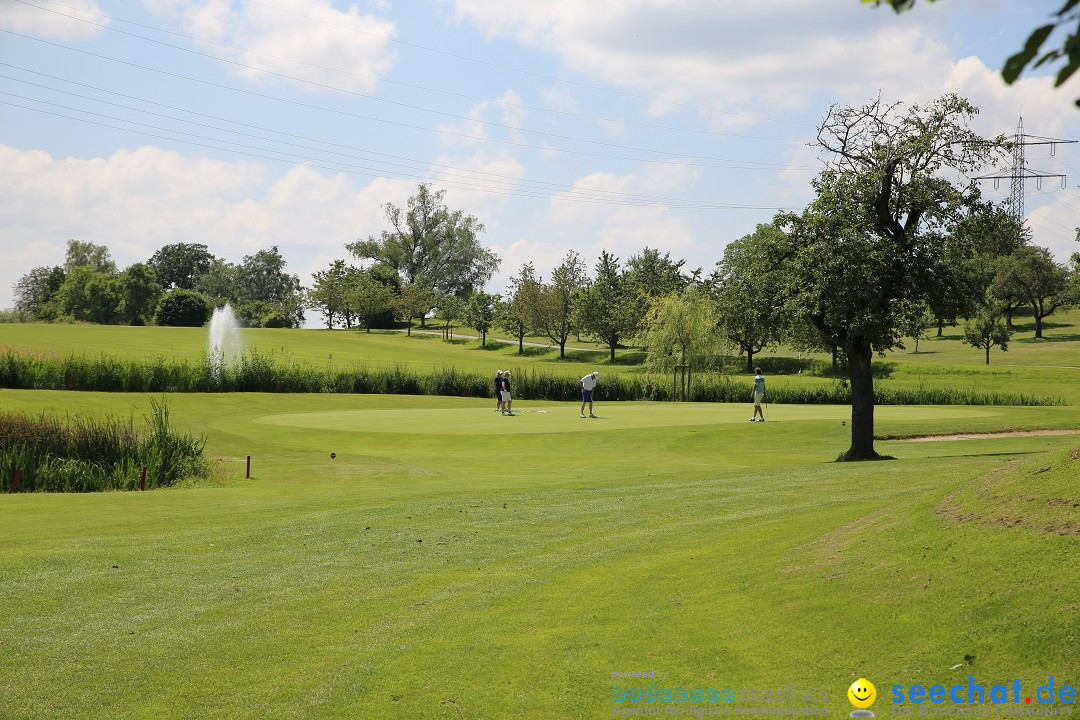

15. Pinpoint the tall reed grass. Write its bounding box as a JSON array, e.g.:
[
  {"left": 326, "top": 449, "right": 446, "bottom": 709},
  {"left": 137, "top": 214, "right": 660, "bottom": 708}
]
[
  {"left": 0, "top": 350, "right": 1063, "bottom": 406},
  {"left": 0, "top": 398, "right": 208, "bottom": 492}
]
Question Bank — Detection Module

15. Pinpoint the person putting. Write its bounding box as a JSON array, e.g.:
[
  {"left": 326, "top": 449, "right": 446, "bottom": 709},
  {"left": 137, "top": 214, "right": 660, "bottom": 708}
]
[
  {"left": 501, "top": 371, "right": 514, "bottom": 416},
  {"left": 750, "top": 366, "right": 766, "bottom": 422},
  {"left": 580, "top": 371, "right": 599, "bottom": 418},
  {"left": 494, "top": 370, "right": 504, "bottom": 413}
]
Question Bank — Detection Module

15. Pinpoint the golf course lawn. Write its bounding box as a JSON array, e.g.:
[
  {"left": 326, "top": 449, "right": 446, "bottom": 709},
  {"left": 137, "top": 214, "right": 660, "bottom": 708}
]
[{"left": 1, "top": 389, "right": 1078, "bottom": 719}]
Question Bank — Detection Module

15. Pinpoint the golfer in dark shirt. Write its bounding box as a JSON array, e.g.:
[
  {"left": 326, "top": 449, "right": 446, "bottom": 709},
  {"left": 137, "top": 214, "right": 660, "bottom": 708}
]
[{"left": 502, "top": 371, "right": 514, "bottom": 416}]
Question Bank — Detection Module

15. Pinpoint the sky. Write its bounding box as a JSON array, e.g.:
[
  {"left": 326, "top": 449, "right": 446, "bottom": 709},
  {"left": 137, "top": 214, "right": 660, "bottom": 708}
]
[{"left": 2, "top": 0, "right": 1080, "bottom": 326}]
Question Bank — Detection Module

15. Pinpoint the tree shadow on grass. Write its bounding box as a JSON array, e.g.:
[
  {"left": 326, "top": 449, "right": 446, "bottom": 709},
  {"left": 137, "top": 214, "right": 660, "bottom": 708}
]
[
  {"left": 561, "top": 349, "right": 607, "bottom": 363},
  {"left": 928, "top": 451, "right": 1039, "bottom": 459},
  {"left": 475, "top": 342, "right": 511, "bottom": 352},
  {"left": 1015, "top": 334, "right": 1080, "bottom": 343},
  {"left": 613, "top": 351, "right": 648, "bottom": 366},
  {"left": 511, "top": 346, "right": 555, "bottom": 358}
]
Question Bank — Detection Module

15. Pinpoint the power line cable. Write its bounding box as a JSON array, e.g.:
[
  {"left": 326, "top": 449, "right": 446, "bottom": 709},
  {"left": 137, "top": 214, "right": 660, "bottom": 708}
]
[
  {"left": 236, "top": 0, "right": 815, "bottom": 128},
  {"left": 13, "top": 0, "right": 808, "bottom": 143},
  {"left": 0, "top": 88, "right": 763, "bottom": 207},
  {"left": 1, "top": 99, "right": 795, "bottom": 211},
  {"left": 1, "top": 29, "right": 812, "bottom": 172}
]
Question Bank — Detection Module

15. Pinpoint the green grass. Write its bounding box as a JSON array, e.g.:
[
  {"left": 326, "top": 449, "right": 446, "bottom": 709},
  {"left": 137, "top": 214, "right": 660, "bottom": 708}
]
[
  {"left": 2, "top": 311, "right": 1079, "bottom": 717},
  {"left": 1, "top": 389, "right": 1078, "bottom": 718},
  {"left": 5, "top": 308, "right": 1080, "bottom": 404}
]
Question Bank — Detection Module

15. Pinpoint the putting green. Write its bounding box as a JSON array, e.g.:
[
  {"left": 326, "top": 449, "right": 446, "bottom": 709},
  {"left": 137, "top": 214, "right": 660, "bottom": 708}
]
[{"left": 252, "top": 401, "right": 1003, "bottom": 436}]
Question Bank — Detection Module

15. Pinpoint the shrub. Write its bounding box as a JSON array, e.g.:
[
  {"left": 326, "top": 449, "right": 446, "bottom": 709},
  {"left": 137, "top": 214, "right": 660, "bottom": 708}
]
[{"left": 157, "top": 289, "right": 210, "bottom": 327}]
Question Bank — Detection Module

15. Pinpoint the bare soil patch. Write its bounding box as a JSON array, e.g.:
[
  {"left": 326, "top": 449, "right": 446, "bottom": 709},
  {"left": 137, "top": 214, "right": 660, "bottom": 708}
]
[{"left": 896, "top": 429, "right": 1080, "bottom": 442}]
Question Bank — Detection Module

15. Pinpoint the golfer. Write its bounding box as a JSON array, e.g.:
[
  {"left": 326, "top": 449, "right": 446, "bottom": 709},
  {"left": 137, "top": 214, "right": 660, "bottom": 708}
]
[
  {"left": 501, "top": 371, "right": 514, "bottom": 416},
  {"left": 494, "top": 370, "right": 504, "bottom": 413},
  {"left": 580, "top": 371, "right": 599, "bottom": 418},
  {"left": 750, "top": 367, "right": 766, "bottom": 422}
]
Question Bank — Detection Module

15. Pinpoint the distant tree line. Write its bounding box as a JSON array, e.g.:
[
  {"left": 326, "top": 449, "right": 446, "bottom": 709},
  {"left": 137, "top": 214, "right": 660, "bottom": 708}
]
[{"left": 13, "top": 239, "right": 305, "bottom": 328}]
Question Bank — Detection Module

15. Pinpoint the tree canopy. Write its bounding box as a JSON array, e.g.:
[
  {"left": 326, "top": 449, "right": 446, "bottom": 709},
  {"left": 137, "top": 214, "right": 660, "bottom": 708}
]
[
  {"left": 770, "top": 94, "right": 1004, "bottom": 460},
  {"left": 348, "top": 184, "right": 499, "bottom": 301}
]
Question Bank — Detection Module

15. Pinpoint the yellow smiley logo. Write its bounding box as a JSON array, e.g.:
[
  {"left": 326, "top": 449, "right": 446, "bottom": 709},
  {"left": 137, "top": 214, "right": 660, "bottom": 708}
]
[{"left": 848, "top": 679, "right": 877, "bottom": 709}]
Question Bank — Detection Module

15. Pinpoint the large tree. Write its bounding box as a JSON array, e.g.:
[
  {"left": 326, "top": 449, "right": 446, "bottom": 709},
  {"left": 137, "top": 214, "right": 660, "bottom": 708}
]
[
  {"left": 13, "top": 265, "right": 65, "bottom": 320},
  {"left": 117, "top": 263, "right": 163, "bottom": 325},
  {"left": 711, "top": 224, "right": 786, "bottom": 372},
  {"left": 929, "top": 205, "right": 1026, "bottom": 335},
  {"left": 63, "top": 239, "right": 116, "bottom": 274},
  {"left": 498, "top": 262, "right": 541, "bottom": 353},
  {"left": 148, "top": 243, "right": 213, "bottom": 290},
  {"left": 964, "top": 309, "right": 1012, "bottom": 365},
  {"left": 535, "top": 251, "right": 586, "bottom": 359},
  {"left": 773, "top": 94, "right": 1003, "bottom": 460},
  {"left": 990, "top": 244, "right": 1072, "bottom": 338},
  {"left": 463, "top": 291, "right": 498, "bottom": 346},
  {"left": 348, "top": 184, "right": 499, "bottom": 309},
  {"left": 52, "top": 265, "right": 120, "bottom": 324},
  {"left": 577, "top": 251, "right": 637, "bottom": 363},
  {"left": 307, "top": 260, "right": 352, "bottom": 329},
  {"left": 346, "top": 272, "right": 394, "bottom": 333},
  {"left": 236, "top": 247, "right": 304, "bottom": 327},
  {"left": 640, "top": 286, "right": 719, "bottom": 375}
]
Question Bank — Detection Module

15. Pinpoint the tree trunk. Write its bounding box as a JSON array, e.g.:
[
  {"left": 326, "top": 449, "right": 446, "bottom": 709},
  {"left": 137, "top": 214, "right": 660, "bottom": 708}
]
[
  {"left": 481, "top": 330, "right": 486, "bottom": 346},
  {"left": 831, "top": 345, "right": 838, "bottom": 374},
  {"left": 559, "top": 340, "right": 566, "bottom": 358},
  {"left": 407, "top": 318, "right": 412, "bottom": 337},
  {"left": 609, "top": 343, "right": 616, "bottom": 364},
  {"left": 842, "top": 340, "right": 878, "bottom": 461},
  {"left": 745, "top": 349, "right": 754, "bottom": 373},
  {"left": 937, "top": 319, "right": 944, "bottom": 337},
  {"left": 518, "top": 333, "right": 524, "bottom": 354},
  {"left": 985, "top": 344, "right": 990, "bottom": 365},
  {"left": 1034, "top": 311, "right": 1043, "bottom": 339}
]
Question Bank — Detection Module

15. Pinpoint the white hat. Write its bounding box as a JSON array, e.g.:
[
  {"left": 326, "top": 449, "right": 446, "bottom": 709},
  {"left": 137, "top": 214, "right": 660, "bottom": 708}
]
[
  {"left": 504, "top": 371, "right": 511, "bottom": 375},
  {"left": 496, "top": 369, "right": 503, "bottom": 374}
]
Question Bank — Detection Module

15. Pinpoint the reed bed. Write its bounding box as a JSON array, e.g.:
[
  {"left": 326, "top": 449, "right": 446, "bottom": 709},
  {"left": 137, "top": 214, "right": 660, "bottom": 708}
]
[
  {"left": 0, "top": 350, "right": 1063, "bottom": 406},
  {"left": 0, "top": 398, "right": 207, "bottom": 492}
]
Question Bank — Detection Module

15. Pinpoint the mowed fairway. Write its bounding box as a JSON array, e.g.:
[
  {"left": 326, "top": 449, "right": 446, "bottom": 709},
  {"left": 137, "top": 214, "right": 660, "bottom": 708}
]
[{"left": 1, "top": 389, "right": 1078, "bottom": 719}]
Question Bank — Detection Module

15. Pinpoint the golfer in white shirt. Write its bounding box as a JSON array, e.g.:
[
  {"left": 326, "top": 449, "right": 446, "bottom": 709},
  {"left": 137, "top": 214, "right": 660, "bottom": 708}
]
[{"left": 580, "top": 371, "right": 599, "bottom": 418}]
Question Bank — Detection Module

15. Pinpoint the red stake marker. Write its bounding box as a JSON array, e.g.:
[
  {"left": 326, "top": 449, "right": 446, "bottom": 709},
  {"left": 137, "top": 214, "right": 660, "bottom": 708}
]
[{"left": 9, "top": 468, "right": 23, "bottom": 494}]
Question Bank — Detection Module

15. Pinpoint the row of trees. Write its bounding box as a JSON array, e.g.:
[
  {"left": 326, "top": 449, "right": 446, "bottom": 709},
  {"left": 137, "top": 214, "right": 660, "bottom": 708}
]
[{"left": 14, "top": 241, "right": 305, "bottom": 328}]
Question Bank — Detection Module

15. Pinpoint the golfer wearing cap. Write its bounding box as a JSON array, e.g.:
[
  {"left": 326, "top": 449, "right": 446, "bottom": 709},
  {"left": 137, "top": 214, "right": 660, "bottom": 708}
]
[
  {"left": 494, "top": 370, "right": 504, "bottom": 413},
  {"left": 501, "top": 371, "right": 514, "bottom": 416},
  {"left": 580, "top": 371, "right": 599, "bottom": 418}
]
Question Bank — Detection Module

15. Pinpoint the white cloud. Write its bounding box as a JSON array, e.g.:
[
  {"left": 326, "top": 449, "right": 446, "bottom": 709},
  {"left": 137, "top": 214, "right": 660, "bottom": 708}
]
[
  {"left": 1027, "top": 194, "right": 1080, "bottom": 264},
  {"left": 447, "top": 1, "right": 961, "bottom": 122},
  {"left": 1, "top": 0, "right": 107, "bottom": 39},
  {"left": 429, "top": 150, "right": 525, "bottom": 226},
  {"left": 437, "top": 89, "right": 527, "bottom": 146},
  {"left": 141, "top": 0, "right": 397, "bottom": 93}
]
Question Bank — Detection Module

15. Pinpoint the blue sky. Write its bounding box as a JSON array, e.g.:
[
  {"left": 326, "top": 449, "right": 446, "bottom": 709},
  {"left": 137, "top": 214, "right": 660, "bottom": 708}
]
[{"left": 2, "top": 0, "right": 1079, "bottom": 324}]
